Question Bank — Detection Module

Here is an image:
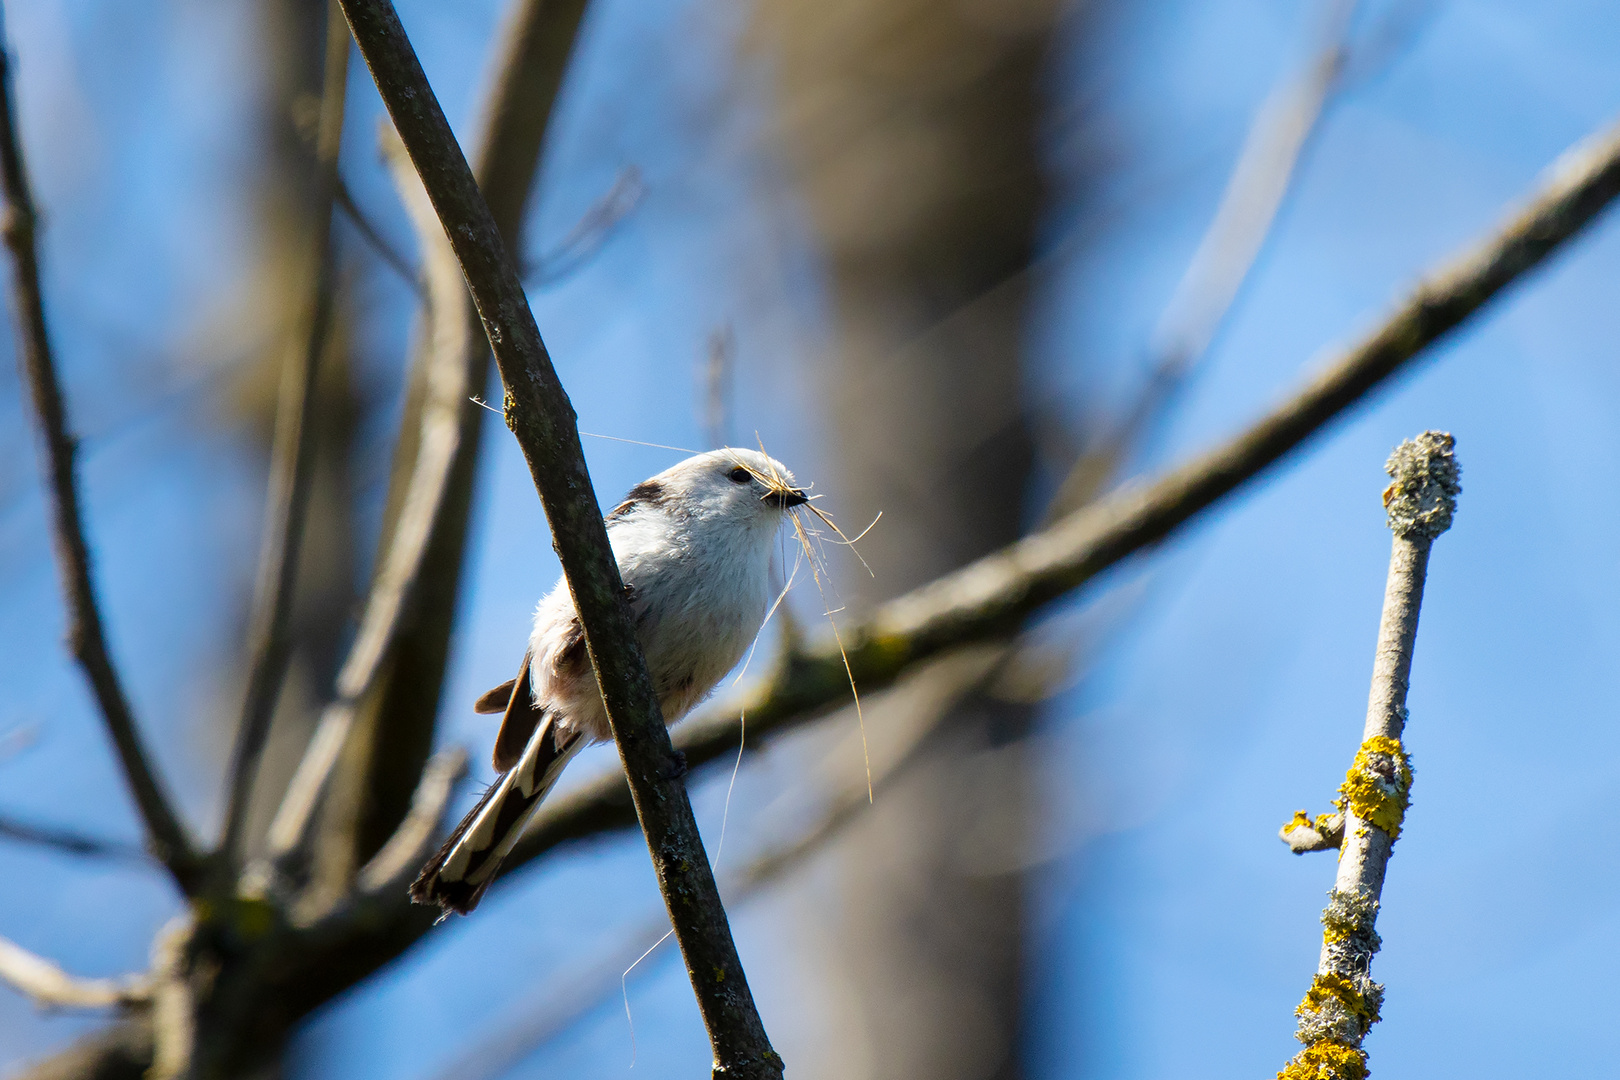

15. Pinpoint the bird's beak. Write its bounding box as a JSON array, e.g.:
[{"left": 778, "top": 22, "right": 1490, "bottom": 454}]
[{"left": 765, "top": 487, "right": 808, "bottom": 509}]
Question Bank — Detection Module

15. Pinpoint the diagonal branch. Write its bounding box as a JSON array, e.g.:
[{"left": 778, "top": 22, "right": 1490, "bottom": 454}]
[
  {"left": 264, "top": 0, "right": 592, "bottom": 890},
  {"left": 0, "top": 6, "right": 198, "bottom": 884},
  {"left": 335, "top": 1, "right": 783, "bottom": 1076},
  {"left": 0, "top": 934, "right": 151, "bottom": 1011},
  {"left": 219, "top": 0, "right": 352, "bottom": 864},
  {"left": 508, "top": 113, "right": 1620, "bottom": 865},
  {"left": 1147, "top": 0, "right": 1357, "bottom": 380}
]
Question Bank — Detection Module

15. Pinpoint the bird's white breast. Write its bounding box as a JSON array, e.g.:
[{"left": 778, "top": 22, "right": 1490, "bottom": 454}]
[{"left": 529, "top": 505, "right": 776, "bottom": 743}]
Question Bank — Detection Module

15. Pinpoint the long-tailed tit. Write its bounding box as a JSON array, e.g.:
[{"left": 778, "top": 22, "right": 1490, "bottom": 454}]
[{"left": 412, "top": 448, "right": 807, "bottom": 915}]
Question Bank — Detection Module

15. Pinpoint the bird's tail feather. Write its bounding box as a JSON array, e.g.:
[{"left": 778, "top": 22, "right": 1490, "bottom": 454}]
[{"left": 411, "top": 712, "right": 582, "bottom": 915}]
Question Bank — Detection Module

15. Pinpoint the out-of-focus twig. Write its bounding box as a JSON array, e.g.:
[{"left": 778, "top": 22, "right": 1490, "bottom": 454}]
[
  {"left": 0, "top": 812, "right": 150, "bottom": 864},
  {"left": 220, "top": 0, "right": 352, "bottom": 865},
  {"left": 701, "top": 324, "right": 734, "bottom": 450},
  {"left": 0, "top": 935, "right": 151, "bottom": 1010},
  {"left": 335, "top": 1, "right": 783, "bottom": 1075},
  {"left": 339, "top": 163, "right": 641, "bottom": 298},
  {"left": 525, "top": 164, "right": 643, "bottom": 285},
  {"left": 1150, "top": 0, "right": 1357, "bottom": 379},
  {"left": 1049, "top": 0, "right": 1359, "bottom": 522},
  {"left": 507, "top": 115, "right": 1620, "bottom": 866},
  {"left": 0, "top": 6, "right": 199, "bottom": 886},
  {"left": 1277, "top": 431, "right": 1459, "bottom": 1080},
  {"left": 335, "top": 173, "right": 427, "bottom": 301}
]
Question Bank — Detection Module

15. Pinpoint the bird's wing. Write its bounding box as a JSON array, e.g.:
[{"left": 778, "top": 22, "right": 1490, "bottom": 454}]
[{"left": 473, "top": 677, "right": 517, "bottom": 714}]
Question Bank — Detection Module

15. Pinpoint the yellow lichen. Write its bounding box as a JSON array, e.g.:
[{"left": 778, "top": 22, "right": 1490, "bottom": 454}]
[
  {"left": 1277, "top": 1040, "right": 1369, "bottom": 1080},
  {"left": 1336, "top": 736, "right": 1412, "bottom": 839},
  {"left": 1283, "top": 810, "right": 1313, "bottom": 834},
  {"left": 1297, "top": 973, "right": 1380, "bottom": 1024}
]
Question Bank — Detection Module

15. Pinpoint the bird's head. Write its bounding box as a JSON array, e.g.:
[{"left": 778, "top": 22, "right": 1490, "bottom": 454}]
[{"left": 607, "top": 448, "right": 807, "bottom": 534}]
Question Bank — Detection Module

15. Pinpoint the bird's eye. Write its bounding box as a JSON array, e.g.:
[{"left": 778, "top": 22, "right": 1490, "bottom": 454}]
[{"left": 727, "top": 466, "right": 752, "bottom": 485}]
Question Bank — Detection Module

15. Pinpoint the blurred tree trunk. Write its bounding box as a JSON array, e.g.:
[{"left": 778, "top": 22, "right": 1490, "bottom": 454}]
[{"left": 751, "top": 0, "right": 1074, "bottom": 1076}]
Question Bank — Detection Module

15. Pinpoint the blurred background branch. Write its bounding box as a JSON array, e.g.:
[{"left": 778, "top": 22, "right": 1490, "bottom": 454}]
[
  {"left": 0, "top": 937, "right": 150, "bottom": 1012},
  {"left": 0, "top": 3, "right": 198, "bottom": 885},
  {"left": 506, "top": 113, "right": 1620, "bottom": 868}
]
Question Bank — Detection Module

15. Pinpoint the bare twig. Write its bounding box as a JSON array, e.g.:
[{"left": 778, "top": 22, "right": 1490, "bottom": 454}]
[
  {"left": 524, "top": 164, "right": 644, "bottom": 285},
  {"left": 335, "top": 1, "right": 783, "bottom": 1075},
  {"left": 0, "top": 935, "right": 151, "bottom": 1010},
  {"left": 0, "top": 813, "right": 150, "bottom": 864},
  {"left": 220, "top": 0, "right": 352, "bottom": 864},
  {"left": 509, "top": 115, "right": 1620, "bottom": 866},
  {"left": 338, "top": 163, "right": 641, "bottom": 297},
  {"left": 0, "top": 6, "right": 198, "bottom": 883},
  {"left": 1278, "top": 431, "right": 1458, "bottom": 1080}
]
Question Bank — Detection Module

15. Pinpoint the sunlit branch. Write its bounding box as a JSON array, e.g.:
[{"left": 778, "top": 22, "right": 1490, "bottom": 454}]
[{"left": 1048, "top": 0, "right": 1359, "bottom": 523}]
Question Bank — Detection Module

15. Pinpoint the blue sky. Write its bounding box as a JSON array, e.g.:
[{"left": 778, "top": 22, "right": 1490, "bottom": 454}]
[{"left": 0, "top": 0, "right": 1617, "bottom": 1076}]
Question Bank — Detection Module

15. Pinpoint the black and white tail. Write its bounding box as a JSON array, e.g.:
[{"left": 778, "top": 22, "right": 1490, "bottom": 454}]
[{"left": 411, "top": 659, "right": 582, "bottom": 915}]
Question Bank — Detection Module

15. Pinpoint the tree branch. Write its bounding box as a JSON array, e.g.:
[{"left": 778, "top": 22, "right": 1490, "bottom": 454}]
[
  {"left": 335, "top": 2, "right": 783, "bottom": 1076},
  {"left": 0, "top": 6, "right": 198, "bottom": 884},
  {"left": 1278, "top": 431, "right": 1458, "bottom": 1080},
  {"left": 219, "top": 0, "right": 351, "bottom": 865},
  {"left": 263, "top": 0, "right": 591, "bottom": 886},
  {"left": 507, "top": 114, "right": 1620, "bottom": 865},
  {"left": 0, "top": 935, "right": 150, "bottom": 1011}
]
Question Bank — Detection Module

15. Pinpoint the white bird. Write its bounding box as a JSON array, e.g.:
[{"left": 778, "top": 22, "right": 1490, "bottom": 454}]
[{"left": 412, "top": 448, "right": 807, "bottom": 915}]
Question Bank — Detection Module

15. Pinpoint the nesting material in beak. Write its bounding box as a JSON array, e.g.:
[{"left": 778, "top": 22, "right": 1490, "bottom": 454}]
[{"left": 766, "top": 487, "right": 809, "bottom": 509}]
